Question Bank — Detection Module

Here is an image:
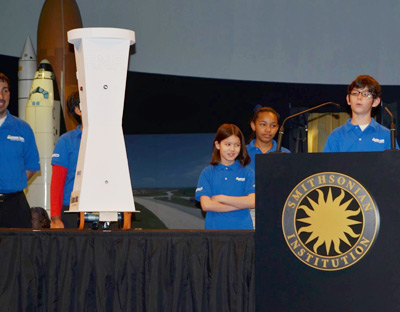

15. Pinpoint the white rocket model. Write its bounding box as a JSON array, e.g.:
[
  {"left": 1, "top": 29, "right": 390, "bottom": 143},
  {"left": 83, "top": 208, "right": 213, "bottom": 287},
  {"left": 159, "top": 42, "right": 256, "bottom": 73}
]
[
  {"left": 25, "top": 59, "right": 61, "bottom": 211},
  {"left": 18, "top": 36, "right": 37, "bottom": 121}
]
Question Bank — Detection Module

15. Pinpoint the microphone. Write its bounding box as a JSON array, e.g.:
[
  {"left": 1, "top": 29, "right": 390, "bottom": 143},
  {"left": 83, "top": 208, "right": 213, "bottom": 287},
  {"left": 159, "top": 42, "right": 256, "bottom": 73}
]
[
  {"left": 384, "top": 106, "right": 397, "bottom": 150},
  {"left": 275, "top": 102, "right": 341, "bottom": 153}
]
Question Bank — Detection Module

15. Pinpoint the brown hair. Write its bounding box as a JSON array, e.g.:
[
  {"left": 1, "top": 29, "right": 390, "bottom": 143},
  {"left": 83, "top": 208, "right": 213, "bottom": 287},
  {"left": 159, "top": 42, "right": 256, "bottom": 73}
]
[
  {"left": 347, "top": 75, "right": 381, "bottom": 99},
  {"left": 30, "top": 207, "right": 51, "bottom": 229},
  {"left": 0, "top": 73, "right": 10, "bottom": 90},
  {"left": 67, "top": 91, "right": 81, "bottom": 124},
  {"left": 211, "top": 123, "right": 250, "bottom": 167}
]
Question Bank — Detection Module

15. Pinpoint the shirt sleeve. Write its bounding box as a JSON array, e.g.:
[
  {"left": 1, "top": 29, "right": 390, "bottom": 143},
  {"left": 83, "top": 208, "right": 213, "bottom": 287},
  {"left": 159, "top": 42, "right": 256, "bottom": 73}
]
[
  {"left": 244, "top": 167, "right": 255, "bottom": 195},
  {"left": 23, "top": 125, "right": 40, "bottom": 171},
  {"left": 195, "top": 167, "right": 213, "bottom": 201},
  {"left": 51, "top": 136, "right": 69, "bottom": 167}
]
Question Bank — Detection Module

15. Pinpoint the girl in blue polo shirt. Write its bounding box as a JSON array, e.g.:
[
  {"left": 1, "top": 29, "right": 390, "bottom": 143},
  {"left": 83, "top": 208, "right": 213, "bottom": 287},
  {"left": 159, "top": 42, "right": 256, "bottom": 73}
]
[
  {"left": 195, "top": 123, "right": 255, "bottom": 229},
  {"left": 246, "top": 107, "right": 290, "bottom": 228}
]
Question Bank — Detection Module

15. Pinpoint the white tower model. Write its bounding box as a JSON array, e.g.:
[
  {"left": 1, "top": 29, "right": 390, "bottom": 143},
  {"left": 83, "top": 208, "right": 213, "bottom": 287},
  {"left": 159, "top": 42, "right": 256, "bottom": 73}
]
[{"left": 67, "top": 28, "right": 136, "bottom": 225}]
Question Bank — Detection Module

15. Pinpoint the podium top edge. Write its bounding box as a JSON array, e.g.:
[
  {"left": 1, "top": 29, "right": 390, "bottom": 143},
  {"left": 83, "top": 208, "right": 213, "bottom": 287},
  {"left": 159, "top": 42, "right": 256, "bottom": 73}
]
[{"left": 67, "top": 27, "right": 135, "bottom": 44}]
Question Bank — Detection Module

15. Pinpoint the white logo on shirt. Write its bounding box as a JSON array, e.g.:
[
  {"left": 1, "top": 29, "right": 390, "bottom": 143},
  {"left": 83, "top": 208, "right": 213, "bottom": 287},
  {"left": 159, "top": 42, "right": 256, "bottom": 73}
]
[
  {"left": 195, "top": 187, "right": 203, "bottom": 192},
  {"left": 7, "top": 135, "right": 25, "bottom": 142},
  {"left": 372, "top": 138, "right": 384, "bottom": 144},
  {"left": 236, "top": 177, "right": 246, "bottom": 181},
  {"left": 52, "top": 153, "right": 60, "bottom": 158}
]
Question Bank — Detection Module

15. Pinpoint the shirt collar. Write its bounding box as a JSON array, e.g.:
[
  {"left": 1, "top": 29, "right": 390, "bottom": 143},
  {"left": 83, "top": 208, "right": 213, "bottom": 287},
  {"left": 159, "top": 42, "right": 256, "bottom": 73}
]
[
  {"left": 367, "top": 118, "right": 379, "bottom": 130},
  {"left": 248, "top": 139, "right": 277, "bottom": 153},
  {"left": 216, "top": 159, "right": 241, "bottom": 171},
  {"left": 248, "top": 139, "right": 257, "bottom": 150},
  {"left": 0, "top": 111, "right": 7, "bottom": 126},
  {"left": 344, "top": 118, "right": 379, "bottom": 132},
  {"left": 1, "top": 110, "right": 13, "bottom": 128},
  {"left": 270, "top": 139, "right": 277, "bottom": 152}
]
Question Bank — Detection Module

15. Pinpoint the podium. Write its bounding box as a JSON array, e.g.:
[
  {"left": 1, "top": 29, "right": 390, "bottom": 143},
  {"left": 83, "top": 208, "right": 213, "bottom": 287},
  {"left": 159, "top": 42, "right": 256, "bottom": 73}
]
[{"left": 255, "top": 151, "right": 400, "bottom": 311}]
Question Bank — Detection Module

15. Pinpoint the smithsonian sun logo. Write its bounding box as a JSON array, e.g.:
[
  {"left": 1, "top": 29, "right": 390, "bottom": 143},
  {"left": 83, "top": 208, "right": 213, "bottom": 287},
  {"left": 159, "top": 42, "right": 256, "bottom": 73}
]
[{"left": 282, "top": 172, "right": 379, "bottom": 271}]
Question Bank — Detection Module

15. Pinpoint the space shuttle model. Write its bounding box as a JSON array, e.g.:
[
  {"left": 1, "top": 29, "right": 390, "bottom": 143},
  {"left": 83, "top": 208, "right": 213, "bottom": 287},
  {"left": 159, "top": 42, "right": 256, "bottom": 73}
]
[{"left": 25, "top": 60, "right": 61, "bottom": 210}]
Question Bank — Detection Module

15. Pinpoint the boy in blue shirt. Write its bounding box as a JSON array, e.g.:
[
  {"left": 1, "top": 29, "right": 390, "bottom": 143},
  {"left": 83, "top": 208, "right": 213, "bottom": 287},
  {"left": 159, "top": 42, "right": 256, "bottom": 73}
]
[{"left": 324, "top": 75, "right": 397, "bottom": 152}]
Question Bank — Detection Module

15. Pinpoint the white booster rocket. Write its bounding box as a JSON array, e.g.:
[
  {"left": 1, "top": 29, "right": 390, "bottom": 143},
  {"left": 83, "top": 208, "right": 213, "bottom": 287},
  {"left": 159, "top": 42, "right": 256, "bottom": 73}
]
[
  {"left": 18, "top": 36, "right": 37, "bottom": 121},
  {"left": 25, "top": 59, "right": 61, "bottom": 211}
]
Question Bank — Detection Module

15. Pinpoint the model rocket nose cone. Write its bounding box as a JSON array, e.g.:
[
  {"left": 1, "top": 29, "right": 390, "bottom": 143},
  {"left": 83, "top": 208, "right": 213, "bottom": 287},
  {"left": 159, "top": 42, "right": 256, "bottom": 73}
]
[
  {"left": 20, "top": 36, "right": 36, "bottom": 61},
  {"left": 37, "top": 59, "right": 54, "bottom": 73}
]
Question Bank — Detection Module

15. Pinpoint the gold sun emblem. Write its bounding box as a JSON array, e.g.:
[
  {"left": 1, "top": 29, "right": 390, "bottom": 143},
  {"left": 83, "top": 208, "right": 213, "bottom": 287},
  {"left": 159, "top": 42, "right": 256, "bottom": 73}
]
[
  {"left": 282, "top": 172, "right": 379, "bottom": 270},
  {"left": 296, "top": 187, "right": 362, "bottom": 255}
]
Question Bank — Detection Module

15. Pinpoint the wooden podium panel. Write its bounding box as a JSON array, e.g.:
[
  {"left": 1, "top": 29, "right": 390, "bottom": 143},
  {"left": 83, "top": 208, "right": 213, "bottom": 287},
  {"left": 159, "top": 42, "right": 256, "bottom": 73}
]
[{"left": 255, "top": 151, "right": 400, "bottom": 311}]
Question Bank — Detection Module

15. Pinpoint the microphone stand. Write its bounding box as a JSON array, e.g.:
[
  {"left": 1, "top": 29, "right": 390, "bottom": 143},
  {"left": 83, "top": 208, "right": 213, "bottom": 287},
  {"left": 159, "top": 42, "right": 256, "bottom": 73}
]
[
  {"left": 275, "top": 102, "right": 341, "bottom": 153},
  {"left": 384, "top": 106, "right": 397, "bottom": 151}
]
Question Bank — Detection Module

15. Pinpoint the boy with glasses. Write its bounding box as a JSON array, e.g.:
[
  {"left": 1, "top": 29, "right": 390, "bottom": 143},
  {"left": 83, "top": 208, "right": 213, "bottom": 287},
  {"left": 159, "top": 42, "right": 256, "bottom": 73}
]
[{"left": 323, "top": 75, "right": 398, "bottom": 152}]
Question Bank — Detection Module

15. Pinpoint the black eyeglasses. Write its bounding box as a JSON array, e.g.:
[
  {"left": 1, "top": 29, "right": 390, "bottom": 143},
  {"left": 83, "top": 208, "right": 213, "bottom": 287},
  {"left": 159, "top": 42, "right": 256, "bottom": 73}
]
[{"left": 349, "top": 91, "right": 373, "bottom": 98}]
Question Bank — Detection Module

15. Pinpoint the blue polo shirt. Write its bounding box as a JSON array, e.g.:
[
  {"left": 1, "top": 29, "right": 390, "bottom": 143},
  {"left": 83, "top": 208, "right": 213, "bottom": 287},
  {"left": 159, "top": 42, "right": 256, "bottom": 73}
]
[
  {"left": 323, "top": 118, "right": 398, "bottom": 152},
  {"left": 51, "top": 126, "right": 82, "bottom": 205},
  {"left": 0, "top": 110, "right": 40, "bottom": 193},
  {"left": 195, "top": 160, "right": 255, "bottom": 229},
  {"left": 246, "top": 139, "right": 290, "bottom": 171}
]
